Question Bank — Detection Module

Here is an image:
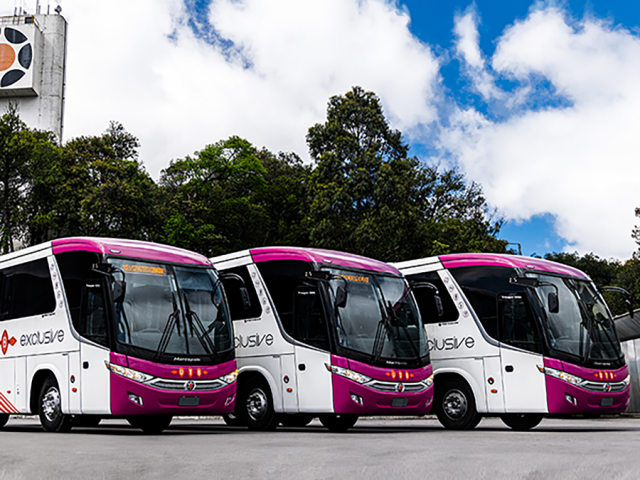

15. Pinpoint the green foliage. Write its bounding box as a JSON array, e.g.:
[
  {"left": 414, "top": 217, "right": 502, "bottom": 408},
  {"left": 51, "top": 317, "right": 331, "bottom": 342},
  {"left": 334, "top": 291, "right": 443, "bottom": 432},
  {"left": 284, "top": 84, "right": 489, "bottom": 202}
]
[{"left": 306, "top": 86, "right": 506, "bottom": 261}]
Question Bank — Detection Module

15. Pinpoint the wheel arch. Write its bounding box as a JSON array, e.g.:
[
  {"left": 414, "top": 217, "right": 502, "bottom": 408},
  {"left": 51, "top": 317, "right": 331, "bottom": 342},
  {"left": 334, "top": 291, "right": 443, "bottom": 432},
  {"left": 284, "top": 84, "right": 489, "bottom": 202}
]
[
  {"left": 30, "top": 368, "right": 61, "bottom": 415},
  {"left": 434, "top": 368, "right": 485, "bottom": 413},
  {"left": 237, "top": 365, "right": 281, "bottom": 412}
]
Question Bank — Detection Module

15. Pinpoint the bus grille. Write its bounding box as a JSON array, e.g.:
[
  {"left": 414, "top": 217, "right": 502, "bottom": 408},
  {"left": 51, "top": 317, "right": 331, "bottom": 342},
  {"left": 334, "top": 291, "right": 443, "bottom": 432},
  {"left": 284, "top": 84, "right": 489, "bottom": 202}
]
[
  {"left": 147, "top": 378, "right": 227, "bottom": 391},
  {"left": 366, "top": 379, "right": 430, "bottom": 393},
  {"left": 579, "top": 379, "right": 628, "bottom": 393}
]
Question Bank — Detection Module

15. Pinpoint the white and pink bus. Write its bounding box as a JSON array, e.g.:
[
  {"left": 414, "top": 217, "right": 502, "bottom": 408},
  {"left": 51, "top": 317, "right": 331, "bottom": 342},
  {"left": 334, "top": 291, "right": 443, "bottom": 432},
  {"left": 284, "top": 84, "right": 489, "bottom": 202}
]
[
  {"left": 211, "top": 247, "right": 433, "bottom": 432},
  {"left": 395, "top": 253, "right": 630, "bottom": 430},
  {"left": 0, "top": 237, "right": 237, "bottom": 433}
]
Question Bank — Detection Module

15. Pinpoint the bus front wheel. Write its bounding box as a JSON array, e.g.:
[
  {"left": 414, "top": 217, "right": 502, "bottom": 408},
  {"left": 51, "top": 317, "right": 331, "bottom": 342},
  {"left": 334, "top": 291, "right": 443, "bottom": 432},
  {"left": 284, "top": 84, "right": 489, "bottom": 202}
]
[
  {"left": 38, "top": 376, "right": 73, "bottom": 433},
  {"left": 435, "top": 378, "right": 481, "bottom": 430},
  {"left": 319, "top": 414, "right": 358, "bottom": 432},
  {"left": 501, "top": 413, "right": 543, "bottom": 431},
  {"left": 240, "top": 377, "right": 279, "bottom": 431}
]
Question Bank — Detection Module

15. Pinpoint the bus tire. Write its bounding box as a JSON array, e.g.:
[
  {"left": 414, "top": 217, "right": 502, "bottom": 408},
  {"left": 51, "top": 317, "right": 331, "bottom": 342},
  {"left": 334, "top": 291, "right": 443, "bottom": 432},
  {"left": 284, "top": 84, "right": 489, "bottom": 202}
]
[
  {"left": 435, "top": 378, "right": 481, "bottom": 430},
  {"left": 127, "top": 415, "right": 173, "bottom": 434},
  {"left": 222, "top": 412, "right": 243, "bottom": 426},
  {"left": 239, "top": 377, "right": 279, "bottom": 431},
  {"left": 280, "top": 414, "right": 314, "bottom": 427},
  {"left": 38, "top": 376, "right": 73, "bottom": 433},
  {"left": 501, "top": 413, "right": 543, "bottom": 431},
  {"left": 0, "top": 414, "right": 8, "bottom": 428},
  {"left": 319, "top": 414, "right": 358, "bottom": 432}
]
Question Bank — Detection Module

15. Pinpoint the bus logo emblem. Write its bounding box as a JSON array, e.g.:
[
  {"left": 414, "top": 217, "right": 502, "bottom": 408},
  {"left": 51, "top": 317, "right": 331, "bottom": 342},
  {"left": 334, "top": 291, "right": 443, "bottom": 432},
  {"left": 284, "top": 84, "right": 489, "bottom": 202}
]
[
  {"left": 185, "top": 381, "right": 195, "bottom": 391},
  {"left": 1, "top": 330, "right": 17, "bottom": 355},
  {"left": 396, "top": 383, "right": 405, "bottom": 393},
  {"left": 604, "top": 384, "right": 612, "bottom": 393}
]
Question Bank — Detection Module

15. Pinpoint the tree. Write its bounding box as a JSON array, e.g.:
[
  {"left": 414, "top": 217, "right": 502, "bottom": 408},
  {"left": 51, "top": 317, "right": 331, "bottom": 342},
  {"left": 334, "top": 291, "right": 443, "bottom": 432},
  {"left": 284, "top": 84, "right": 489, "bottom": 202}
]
[
  {"left": 306, "top": 86, "right": 506, "bottom": 261},
  {"left": 159, "top": 136, "right": 270, "bottom": 256},
  {"left": 27, "top": 122, "right": 160, "bottom": 243},
  {"left": 0, "top": 103, "right": 59, "bottom": 252}
]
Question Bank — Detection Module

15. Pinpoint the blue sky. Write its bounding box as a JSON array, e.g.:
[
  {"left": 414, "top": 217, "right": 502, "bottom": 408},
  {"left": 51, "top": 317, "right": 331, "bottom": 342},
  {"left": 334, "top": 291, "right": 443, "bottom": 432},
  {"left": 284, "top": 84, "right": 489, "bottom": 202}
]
[
  {"left": 397, "top": 0, "right": 640, "bottom": 258},
  {"left": 11, "top": 0, "right": 640, "bottom": 260}
]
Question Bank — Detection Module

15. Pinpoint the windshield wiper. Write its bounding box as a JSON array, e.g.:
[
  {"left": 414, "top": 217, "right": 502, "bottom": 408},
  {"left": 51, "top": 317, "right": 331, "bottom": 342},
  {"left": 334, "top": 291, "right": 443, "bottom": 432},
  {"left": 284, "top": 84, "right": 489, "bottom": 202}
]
[
  {"left": 155, "top": 293, "right": 181, "bottom": 360},
  {"left": 183, "top": 292, "right": 219, "bottom": 360}
]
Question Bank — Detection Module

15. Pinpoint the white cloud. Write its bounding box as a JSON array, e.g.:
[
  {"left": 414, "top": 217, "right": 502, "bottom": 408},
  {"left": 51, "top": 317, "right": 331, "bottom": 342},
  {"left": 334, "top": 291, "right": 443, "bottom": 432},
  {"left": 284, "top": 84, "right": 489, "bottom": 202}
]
[
  {"left": 32, "top": 0, "right": 441, "bottom": 178},
  {"left": 441, "top": 8, "right": 640, "bottom": 259}
]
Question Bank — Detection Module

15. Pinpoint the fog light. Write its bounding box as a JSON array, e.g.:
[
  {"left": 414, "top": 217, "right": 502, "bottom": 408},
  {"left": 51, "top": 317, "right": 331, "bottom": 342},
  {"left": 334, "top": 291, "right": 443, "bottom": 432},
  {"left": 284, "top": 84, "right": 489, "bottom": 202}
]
[
  {"left": 565, "top": 393, "right": 577, "bottom": 406},
  {"left": 128, "top": 392, "right": 143, "bottom": 406},
  {"left": 350, "top": 393, "right": 364, "bottom": 406},
  {"left": 426, "top": 396, "right": 433, "bottom": 407},
  {"left": 225, "top": 394, "right": 235, "bottom": 406}
]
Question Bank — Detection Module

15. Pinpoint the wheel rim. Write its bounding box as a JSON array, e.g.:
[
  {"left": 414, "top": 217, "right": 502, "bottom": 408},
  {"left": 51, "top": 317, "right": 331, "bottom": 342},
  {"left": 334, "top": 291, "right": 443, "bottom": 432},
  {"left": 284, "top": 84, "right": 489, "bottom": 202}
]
[
  {"left": 246, "top": 388, "right": 268, "bottom": 421},
  {"left": 42, "top": 386, "right": 61, "bottom": 422},
  {"left": 442, "top": 389, "right": 467, "bottom": 420}
]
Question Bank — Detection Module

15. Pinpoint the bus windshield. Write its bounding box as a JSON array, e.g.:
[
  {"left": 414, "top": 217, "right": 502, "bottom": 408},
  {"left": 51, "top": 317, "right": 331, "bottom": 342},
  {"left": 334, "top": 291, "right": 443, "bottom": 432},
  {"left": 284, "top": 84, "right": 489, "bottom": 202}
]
[
  {"left": 109, "top": 259, "right": 232, "bottom": 358},
  {"left": 527, "top": 273, "right": 621, "bottom": 362},
  {"left": 326, "top": 269, "right": 428, "bottom": 362}
]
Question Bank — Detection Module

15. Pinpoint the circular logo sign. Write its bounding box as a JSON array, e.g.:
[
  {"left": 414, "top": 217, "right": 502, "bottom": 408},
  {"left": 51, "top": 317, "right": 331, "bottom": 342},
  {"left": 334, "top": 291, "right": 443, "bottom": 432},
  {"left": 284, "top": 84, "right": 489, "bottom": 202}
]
[{"left": 0, "top": 27, "right": 32, "bottom": 87}]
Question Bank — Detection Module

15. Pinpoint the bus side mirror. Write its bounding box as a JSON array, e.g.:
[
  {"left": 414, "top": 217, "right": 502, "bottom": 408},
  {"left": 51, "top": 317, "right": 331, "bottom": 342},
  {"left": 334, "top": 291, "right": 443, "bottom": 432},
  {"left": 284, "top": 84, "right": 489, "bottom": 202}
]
[
  {"left": 434, "top": 294, "right": 444, "bottom": 317},
  {"left": 411, "top": 281, "right": 444, "bottom": 318},
  {"left": 548, "top": 292, "right": 559, "bottom": 314},
  {"left": 113, "top": 280, "right": 126, "bottom": 303},
  {"left": 335, "top": 285, "right": 347, "bottom": 308}
]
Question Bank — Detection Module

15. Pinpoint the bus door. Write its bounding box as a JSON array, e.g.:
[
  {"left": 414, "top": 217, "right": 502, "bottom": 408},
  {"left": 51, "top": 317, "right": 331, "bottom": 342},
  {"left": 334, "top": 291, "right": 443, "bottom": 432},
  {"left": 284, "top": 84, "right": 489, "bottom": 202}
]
[
  {"left": 78, "top": 282, "right": 111, "bottom": 414},
  {"left": 292, "top": 285, "right": 333, "bottom": 413},
  {"left": 497, "top": 293, "right": 547, "bottom": 413}
]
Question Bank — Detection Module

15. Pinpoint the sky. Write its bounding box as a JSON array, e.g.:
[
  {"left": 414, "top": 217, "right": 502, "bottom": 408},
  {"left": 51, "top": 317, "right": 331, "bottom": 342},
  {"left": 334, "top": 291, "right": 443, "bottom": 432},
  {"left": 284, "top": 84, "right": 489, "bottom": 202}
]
[{"left": 5, "top": 0, "right": 640, "bottom": 260}]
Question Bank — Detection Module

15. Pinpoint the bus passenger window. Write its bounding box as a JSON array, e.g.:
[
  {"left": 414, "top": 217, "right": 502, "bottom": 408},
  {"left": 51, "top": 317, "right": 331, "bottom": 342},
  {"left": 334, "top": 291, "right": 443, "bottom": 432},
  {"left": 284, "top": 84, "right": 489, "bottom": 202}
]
[
  {"left": 0, "top": 258, "right": 56, "bottom": 321},
  {"left": 409, "top": 271, "right": 459, "bottom": 324},
  {"left": 220, "top": 266, "right": 262, "bottom": 321}
]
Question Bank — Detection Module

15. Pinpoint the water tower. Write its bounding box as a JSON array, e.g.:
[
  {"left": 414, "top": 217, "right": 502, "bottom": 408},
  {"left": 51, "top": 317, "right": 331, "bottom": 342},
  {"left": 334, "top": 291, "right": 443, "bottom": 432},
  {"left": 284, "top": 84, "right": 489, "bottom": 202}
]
[{"left": 0, "top": 7, "right": 67, "bottom": 141}]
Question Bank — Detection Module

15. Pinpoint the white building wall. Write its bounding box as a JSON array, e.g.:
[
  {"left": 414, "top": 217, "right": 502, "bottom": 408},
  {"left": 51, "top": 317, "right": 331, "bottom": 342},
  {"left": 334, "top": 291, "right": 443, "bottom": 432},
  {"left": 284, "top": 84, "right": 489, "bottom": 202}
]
[{"left": 0, "top": 13, "right": 66, "bottom": 141}]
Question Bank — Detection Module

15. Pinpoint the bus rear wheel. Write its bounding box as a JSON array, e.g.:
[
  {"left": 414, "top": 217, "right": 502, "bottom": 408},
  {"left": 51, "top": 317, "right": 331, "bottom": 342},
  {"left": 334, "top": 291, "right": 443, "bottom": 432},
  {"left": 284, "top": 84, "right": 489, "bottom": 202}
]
[
  {"left": 0, "top": 414, "right": 8, "bottom": 428},
  {"left": 239, "top": 377, "right": 279, "bottom": 431},
  {"left": 38, "top": 376, "right": 73, "bottom": 433},
  {"left": 319, "top": 414, "right": 358, "bottom": 432},
  {"left": 435, "top": 378, "right": 481, "bottom": 430},
  {"left": 501, "top": 414, "right": 543, "bottom": 431},
  {"left": 127, "top": 415, "right": 173, "bottom": 434}
]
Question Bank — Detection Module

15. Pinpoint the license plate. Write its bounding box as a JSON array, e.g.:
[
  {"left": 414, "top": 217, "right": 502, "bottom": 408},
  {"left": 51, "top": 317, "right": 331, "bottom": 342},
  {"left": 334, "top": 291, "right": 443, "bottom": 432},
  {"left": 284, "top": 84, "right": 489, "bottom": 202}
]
[
  {"left": 391, "top": 397, "right": 408, "bottom": 407},
  {"left": 179, "top": 396, "right": 200, "bottom": 407},
  {"left": 600, "top": 397, "right": 613, "bottom": 407}
]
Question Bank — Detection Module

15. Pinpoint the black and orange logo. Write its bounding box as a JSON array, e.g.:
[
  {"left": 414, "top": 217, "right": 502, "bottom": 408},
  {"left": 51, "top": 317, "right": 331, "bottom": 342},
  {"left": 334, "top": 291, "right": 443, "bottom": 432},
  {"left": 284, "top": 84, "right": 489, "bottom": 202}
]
[{"left": 0, "top": 27, "right": 32, "bottom": 87}]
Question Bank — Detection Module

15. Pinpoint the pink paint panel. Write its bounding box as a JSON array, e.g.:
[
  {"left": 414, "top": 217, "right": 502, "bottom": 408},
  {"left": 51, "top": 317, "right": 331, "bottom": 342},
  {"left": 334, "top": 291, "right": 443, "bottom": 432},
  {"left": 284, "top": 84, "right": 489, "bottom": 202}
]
[
  {"left": 109, "top": 354, "right": 236, "bottom": 415},
  {"left": 52, "top": 237, "right": 210, "bottom": 266},
  {"left": 440, "top": 253, "right": 589, "bottom": 279},
  {"left": 329, "top": 355, "right": 433, "bottom": 415},
  {"left": 545, "top": 376, "right": 629, "bottom": 414},
  {"left": 543, "top": 357, "right": 630, "bottom": 414},
  {"left": 250, "top": 247, "right": 400, "bottom": 275}
]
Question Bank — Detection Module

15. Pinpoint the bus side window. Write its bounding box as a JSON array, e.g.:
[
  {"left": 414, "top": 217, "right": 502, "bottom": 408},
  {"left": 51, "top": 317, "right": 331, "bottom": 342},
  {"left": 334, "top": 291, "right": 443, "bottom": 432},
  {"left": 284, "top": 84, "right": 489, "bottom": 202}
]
[
  {"left": 409, "top": 271, "right": 459, "bottom": 324},
  {"left": 498, "top": 293, "right": 542, "bottom": 354},
  {"left": 0, "top": 258, "right": 56, "bottom": 321},
  {"left": 56, "top": 252, "right": 109, "bottom": 347},
  {"left": 221, "top": 266, "right": 262, "bottom": 321},
  {"left": 293, "top": 285, "right": 329, "bottom": 350}
]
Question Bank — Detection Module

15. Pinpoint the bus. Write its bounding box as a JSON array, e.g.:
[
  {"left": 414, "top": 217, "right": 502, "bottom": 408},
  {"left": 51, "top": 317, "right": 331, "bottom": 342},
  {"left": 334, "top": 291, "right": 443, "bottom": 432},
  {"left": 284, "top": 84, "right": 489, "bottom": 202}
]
[
  {"left": 0, "top": 237, "right": 236, "bottom": 433},
  {"left": 395, "top": 253, "right": 631, "bottom": 430},
  {"left": 211, "top": 247, "right": 433, "bottom": 432}
]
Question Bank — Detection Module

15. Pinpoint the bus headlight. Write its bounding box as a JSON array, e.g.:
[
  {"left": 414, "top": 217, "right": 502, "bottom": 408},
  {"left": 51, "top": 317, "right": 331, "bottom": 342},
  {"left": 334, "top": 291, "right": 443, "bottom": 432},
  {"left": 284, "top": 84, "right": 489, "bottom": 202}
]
[
  {"left": 105, "top": 362, "right": 155, "bottom": 383},
  {"left": 538, "top": 365, "right": 584, "bottom": 387},
  {"left": 221, "top": 369, "right": 238, "bottom": 384},
  {"left": 325, "top": 364, "right": 372, "bottom": 384},
  {"left": 425, "top": 374, "right": 434, "bottom": 388}
]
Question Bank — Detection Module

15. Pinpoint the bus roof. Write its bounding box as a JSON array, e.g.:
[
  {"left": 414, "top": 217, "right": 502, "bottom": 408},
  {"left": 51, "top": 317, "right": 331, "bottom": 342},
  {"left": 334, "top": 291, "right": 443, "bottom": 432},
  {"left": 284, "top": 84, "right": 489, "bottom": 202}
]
[
  {"left": 439, "top": 253, "right": 590, "bottom": 280},
  {"left": 249, "top": 247, "right": 400, "bottom": 275},
  {"left": 51, "top": 237, "right": 210, "bottom": 266}
]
